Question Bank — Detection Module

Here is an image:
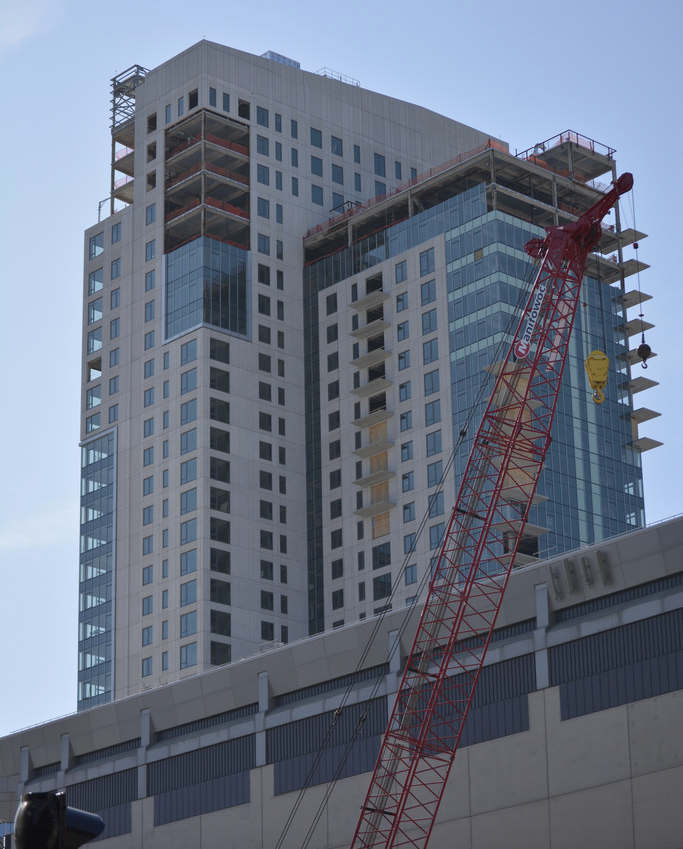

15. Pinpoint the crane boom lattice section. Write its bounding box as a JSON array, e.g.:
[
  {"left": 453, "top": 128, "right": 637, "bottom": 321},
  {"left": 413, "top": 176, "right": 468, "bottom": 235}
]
[{"left": 351, "top": 174, "right": 633, "bottom": 849}]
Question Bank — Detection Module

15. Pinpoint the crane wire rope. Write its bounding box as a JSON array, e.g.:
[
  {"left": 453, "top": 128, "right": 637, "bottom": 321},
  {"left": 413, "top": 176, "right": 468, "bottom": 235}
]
[{"left": 273, "top": 244, "right": 540, "bottom": 849}]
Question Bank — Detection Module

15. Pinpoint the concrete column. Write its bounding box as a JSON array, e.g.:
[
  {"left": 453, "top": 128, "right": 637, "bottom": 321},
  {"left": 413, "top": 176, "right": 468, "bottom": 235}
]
[
  {"left": 140, "top": 708, "right": 153, "bottom": 749},
  {"left": 19, "top": 746, "right": 31, "bottom": 786},
  {"left": 60, "top": 733, "right": 71, "bottom": 772},
  {"left": 258, "top": 671, "right": 270, "bottom": 713},
  {"left": 534, "top": 582, "right": 550, "bottom": 689},
  {"left": 388, "top": 629, "right": 401, "bottom": 675},
  {"left": 255, "top": 671, "right": 270, "bottom": 767}
]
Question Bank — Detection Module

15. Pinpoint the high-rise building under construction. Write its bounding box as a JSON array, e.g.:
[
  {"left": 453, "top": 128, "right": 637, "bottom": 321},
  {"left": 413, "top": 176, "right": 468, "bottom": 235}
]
[{"left": 78, "top": 40, "right": 658, "bottom": 710}]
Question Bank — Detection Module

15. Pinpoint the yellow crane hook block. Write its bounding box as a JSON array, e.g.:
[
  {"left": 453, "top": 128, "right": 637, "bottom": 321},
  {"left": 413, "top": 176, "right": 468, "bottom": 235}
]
[{"left": 585, "top": 350, "right": 609, "bottom": 403}]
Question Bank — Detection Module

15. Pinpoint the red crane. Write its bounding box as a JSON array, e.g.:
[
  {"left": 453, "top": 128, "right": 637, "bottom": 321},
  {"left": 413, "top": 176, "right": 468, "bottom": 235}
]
[{"left": 350, "top": 172, "right": 634, "bottom": 849}]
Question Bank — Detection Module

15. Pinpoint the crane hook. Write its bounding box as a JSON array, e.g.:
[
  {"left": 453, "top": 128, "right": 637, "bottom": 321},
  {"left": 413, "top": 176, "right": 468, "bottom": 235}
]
[{"left": 637, "top": 341, "right": 651, "bottom": 369}]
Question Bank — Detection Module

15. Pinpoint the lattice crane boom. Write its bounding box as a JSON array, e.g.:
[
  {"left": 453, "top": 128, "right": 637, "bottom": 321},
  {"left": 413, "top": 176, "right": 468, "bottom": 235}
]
[{"left": 350, "top": 173, "right": 634, "bottom": 849}]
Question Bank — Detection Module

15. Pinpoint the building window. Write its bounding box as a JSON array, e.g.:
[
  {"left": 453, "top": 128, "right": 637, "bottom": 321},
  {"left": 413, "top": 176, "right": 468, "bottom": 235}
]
[
  {"left": 110, "top": 318, "right": 120, "bottom": 339},
  {"left": 312, "top": 185, "right": 323, "bottom": 205},
  {"left": 398, "top": 351, "right": 411, "bottom": 371},
  {"left": 180, "top": 642, "right": 197, "bottom": 669},
  {"left": 420, "top": 247, "right": 435, "bottom": 276},
  {"left": 403, "top": 502, "right": 415, "bottom": 523},
  {"left": 310, "top": 127, "right": 322, "bottom": 147},
  {"left": 429, "top": 491, "right": 445, "bottom": 517},
  {"left": 180, "top": 428, "right": 197, "bottom": 454},
  {"left": 423, "top": 339, "right": 439, "bottom": 364},
  {"left": 395, "top": 261, "right": 407, "bottom": 284},
  {"left": 84, "top": 412, "right": 100, "bottom": 439},
  {"left": 425, "top": 399, "right": 441, "bottom": 426},
  {"left": 375, "top": 181, "right": 386, "bottom": 197},
  {"left": 180, "top": 338, "right": 197, "bottom": 364},
  {"left": 258, "top": 233, "right": 270, "bottom": 255},
  {"left": 180, "top": 488, "right": 197, "bottom": 515},
  {"left": 257, "top": 197, "right": 270, "bottom": 219},
  {"left": 180, "top": 611, "right": 197, "bottom": 639},
  {"left": 374, "top": 152, "right": 386, "bottom": 177},
  {"left": 421, "top": 279, "right": 436, "bottom": 305},
  {"left": 256, "top": 105, "right": 269, "bottom": 127},
  {"left": 145, "top": 203, "right": 156, "bottom": 225},
  {"left": 424, "top": 370, "right": 440, "bottom": 396},
  {"left": 422, "top": 309, "right": 438, "bottom": 335},
  {"left": 88, "top": 268, "right": 103, "bottom": 294},
  {"left": 88, "top": 298, "right": 103, "bottom": 325},
  {"left": 180, "top": 580, "right": 197, "bottom": 608},
  {"left": 111, "top": 258, "right": 121, "bottom": 279},
  {"left": 110, "top": 288, "right": 120, "bottom": 309},
  {"left": 180, "top": 519, "right": 197, "bottom": 546},
  {"left": 145, "top": 269, "right": 155, "bottom": 291},
  {"left": 257, "top": 135, "right": 269, "bottom": 156},
  {"left": 400, "top": 411, "right": 412, "bottom": 432},
  {"left": 180, "top": 549, "right": 197, "bottom": 576},
  {"left": 179, "top": 458, "right": 197, "bottom": 485},
  {"left": 85, "top": 385, "right": 101, "bottom": 410},
  {"left": 395, "top": 160, "right": 402, "bottom": 180},
  {"left": 108, "top": 405, "right": 118, "bottom": 423},
  {"left": 372, "top": 542, "right": 391, "bottom": 570},
  {"left": 373, "top": 574, "right": 391, "bottom": 601},
  {"left": 427, "top": 461, "right": 443, "bottom": 488},
  {"left": 426, "top": 430, "right": 442, "bottom": 456},
  {"left": 261, "top": 621, "right": 274, "bottom": 641},
  {"left": 401, "top": 441, "right": 413, "bottom": 461},
  {"left": 397, "top": 321, "right": 409, "bottom": 342},
  {"left": 404, "top": 533, "right": 416, "bottom": 555},
  {"left": 142, "top": 625, "right": 153, "bottom": 645},
  {"left": 331, "top": 135, "right": 343, "bottom": 156},
  {"left": 311, "top": 155, "right": 323, "bottom": 176},
  {"left": 141, "top": 657, "right": 153, "bottom": 677},
  {"left": 144, "top": 331, "right": 155, "bottom": 350},
  {"left": 176, "top": 399, "right": 197, "bottom": 427},
  {"left": 180, "top": 368, "right": 197, "bottom": 395},
  {"left": 396, "top": 292, "right": 408, "bottom": 312},
  {"left": 142, "top": 596, "right": 153, "bottom": 616},
  {"left": 399, "top": 381, "right": 411, "bottom": 402},
  {"left": 142, "top": 536, "right": 153, "bottom": 555},
  {"left": 332, "top": 589, "right": 344, "bottom": 610},
  {"left": 257, "top": 163, "right": 269, "bottom": 186},
  {"left": 402, "top": 471, "right": 414, "bottom": 492},
  {"left": 89, "top": 232, "right": 104, "bottom": 259},
  {"left": 429, "top": 523, "right": 446, "bottom": 550}
]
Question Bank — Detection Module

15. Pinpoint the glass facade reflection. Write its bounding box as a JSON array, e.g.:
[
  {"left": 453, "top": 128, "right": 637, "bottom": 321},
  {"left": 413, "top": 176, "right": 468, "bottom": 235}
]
[
  {"left": 166, "top": 237, "right": 249, "bottom": 339},
  {"left": 445, "top": 194, "right": 644, "bottom": 556},
  {"left": 305, "top": 181, "right": 645, "bottom": 616},
  {"left": 78, "top": 430, "right": 116, "bottom": 709}
]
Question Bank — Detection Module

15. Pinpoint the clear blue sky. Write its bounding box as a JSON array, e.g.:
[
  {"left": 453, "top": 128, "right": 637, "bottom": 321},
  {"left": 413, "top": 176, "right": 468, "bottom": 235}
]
[{"left": 1, "top": 0, "right": 681, "bottom": 738}]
